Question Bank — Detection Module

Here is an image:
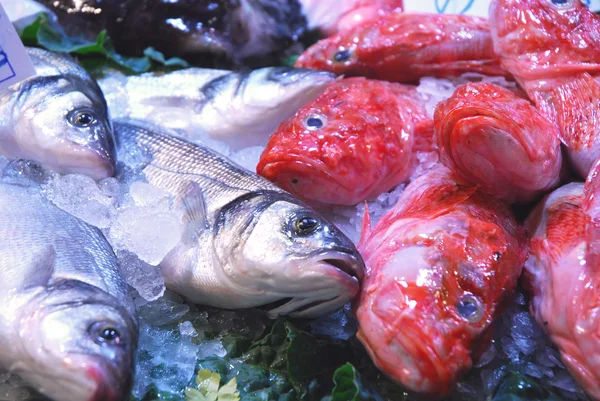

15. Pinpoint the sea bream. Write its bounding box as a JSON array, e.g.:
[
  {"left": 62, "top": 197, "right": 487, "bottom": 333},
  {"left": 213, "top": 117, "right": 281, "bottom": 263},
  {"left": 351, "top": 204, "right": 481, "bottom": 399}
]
[
  {"left": 356, "top": 166, "right": 527, "bottom": 397},
  {"left": 99, "top": 67, "right": 337, "bottom": 148},
  {"left": 114, "top": 118, "right": 365, "bottom": 318},
  {"left": 0, "top": 178, "right": 137, "bottom": 401},
  {"left": 0, "top": 48, "right": 115, "bottom": 180}
]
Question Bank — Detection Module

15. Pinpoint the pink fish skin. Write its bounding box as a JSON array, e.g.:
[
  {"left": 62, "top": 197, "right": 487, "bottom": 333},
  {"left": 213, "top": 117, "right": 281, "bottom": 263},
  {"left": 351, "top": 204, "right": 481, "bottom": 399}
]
[
  {"left": 257, "top": 77, "right": 434, "bottom": 207},
  {"left": 295, "top": 13, "right": 510, "bottom": 84},
  {"left": 356, "top": 166, "right": 527, "bottom": 397},
  {"left": 299, "top": 0, "right": 404, "bottom": 36},
  {"left": 434, "top": 82, "right": 562, "bottom": 203},
  {"left": 489, "top": 0, "right": 600, "bottom": 177},
  {"left": 523, "top": 181, "right": 600, "bottom": 401}
]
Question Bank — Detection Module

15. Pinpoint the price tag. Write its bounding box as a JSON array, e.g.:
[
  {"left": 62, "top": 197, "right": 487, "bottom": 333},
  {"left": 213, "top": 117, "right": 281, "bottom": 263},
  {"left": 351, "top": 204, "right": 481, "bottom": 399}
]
[{"left": 0, "top": 2, "right": 35, "bottom": 91}]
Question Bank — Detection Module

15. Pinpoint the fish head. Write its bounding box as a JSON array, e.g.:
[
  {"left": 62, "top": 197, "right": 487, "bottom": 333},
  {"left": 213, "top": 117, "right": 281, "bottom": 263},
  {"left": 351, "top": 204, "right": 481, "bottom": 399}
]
[
  {"left": 356, "top": 215, "right": 522, "bottom": 396},
  {"left": 294, "top": 32, "right": 363, "bottom": 76},
  {"left": 9, "top": 74, "right": 115, "bottom": 180},
  {"left": 15, "top": 280, "right": 137, "bottom": 401},
  {"left": 489, "top": 0, "right": 600, "bottom": 78},
  {"left": 257, "top": 78, "right": 414, "bottom": 206},
  {"left": 215, "top": 192, "right": 364, "bottom": 318}
]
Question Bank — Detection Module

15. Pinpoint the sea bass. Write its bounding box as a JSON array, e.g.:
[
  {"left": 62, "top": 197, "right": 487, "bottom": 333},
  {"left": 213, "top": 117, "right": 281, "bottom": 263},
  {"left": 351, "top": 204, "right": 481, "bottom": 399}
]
[
  {"left": 35, "top": 0, "right": 307, "bottom": 68},
  {"left": 299, "top": 0, "right": 403, "bottom": 36},
  {"left": 114, "top": 118, "right": 364, "bottom": 318},
  {"left": 257, "top": 77, "right": 435, "bottom": 207},
  {"left": 356, "top": 166, "right": 527, "bottom": 397},
  {"left": 99, "top": 67, "right": 336, "bottom": 149},
  {"left": 523, "top": 181, "right": 600, "bottom": 400},
  {"left": 0, "top": 179, "right": 137, "bottom": 401},
  {"left": 0, "top": 48, "right": 115, "bottom": 180},
  {"left": 295, "top": 13, "right": 508, "bottom": 84},
  {"left": 434, "top": 82, "right": 562, "bottom": 203},
  {"left": 489, "top": 0, "right": 600, "bottom": 177}
]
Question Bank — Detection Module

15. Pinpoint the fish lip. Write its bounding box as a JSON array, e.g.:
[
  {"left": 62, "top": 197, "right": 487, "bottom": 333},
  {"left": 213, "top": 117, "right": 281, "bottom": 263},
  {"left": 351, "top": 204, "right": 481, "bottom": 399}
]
[
  {"left": 85, "top": 358, "right": 132, "bottom": 401},
  {"left": 357, "top": 315, "right": 454, "bottom": 395},
  {"left": 315, "top": 249, "right": 365, "bottom": 282}
]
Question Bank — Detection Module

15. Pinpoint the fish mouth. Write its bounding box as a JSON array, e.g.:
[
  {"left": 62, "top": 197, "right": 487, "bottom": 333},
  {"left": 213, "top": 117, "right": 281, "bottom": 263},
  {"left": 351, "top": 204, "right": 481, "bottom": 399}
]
[
  {"left": 261, "top": 251, "right": 364, "bottom": 318},
  {"left": 85, "top": 359, "right": 132, "bottom": 401},
  {"left": 357, "top": 315, "right": 458, "bottom": 396}
]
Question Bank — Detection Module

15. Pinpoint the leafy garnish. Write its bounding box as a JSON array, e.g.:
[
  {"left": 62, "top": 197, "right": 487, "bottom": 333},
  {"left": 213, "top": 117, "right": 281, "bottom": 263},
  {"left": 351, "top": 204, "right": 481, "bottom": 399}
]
[
  {"left": 185, "top": 369, "right": 240, "bottom": 401},
  {"left": 18, "top": 13, "right": 189, "bottom": 74},
  {"left": 325, "top": 363, "right": 378, "bottom": 401}
]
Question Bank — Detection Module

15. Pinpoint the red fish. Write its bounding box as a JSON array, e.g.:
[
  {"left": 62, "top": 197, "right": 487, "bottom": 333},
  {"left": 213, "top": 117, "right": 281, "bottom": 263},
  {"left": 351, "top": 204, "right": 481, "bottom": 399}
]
[
  {"left": 299, "top": 0, "right": 404, "bottom": 36},
  {"left": 356, "top": 166, "right": 527, "bottom": 397},
  {"left": 489, "top": 0, "right": 600, "bottom": 177},
  {"left": 434, "top": 82, "right": 562, "bottom": 203},
  {"left": 523, "top": 181, "right": 600, "bottom": 400},
  {"left": 294, "top": 13, "right": 509, "bottom": 84},
  {"left": 256, "top": 77, "right": 435, "bottom": 207}
]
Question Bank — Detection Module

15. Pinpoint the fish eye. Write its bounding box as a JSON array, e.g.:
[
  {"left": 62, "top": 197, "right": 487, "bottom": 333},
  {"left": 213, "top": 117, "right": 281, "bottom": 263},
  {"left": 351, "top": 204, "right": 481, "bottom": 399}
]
[
  {"left": 302, "top": 113, "right": 327, "bottom": 131},
  {"left": 549, "top": 0, "right": 572, "bottom": 6},
  {"left": 89, "top": 322, "right": 122, "bottom": 345},
  {"left": 293, "top": 216, "right": 320, "bottom": 235},
  {"left": 68, "top": 108, "right": 98, "bottom": 128},
  {"left": 333, "top": 48, "right": 353, "bottom": 63},
  {"left": 456, "top": 294, "right": 484, "bottom": 323}
]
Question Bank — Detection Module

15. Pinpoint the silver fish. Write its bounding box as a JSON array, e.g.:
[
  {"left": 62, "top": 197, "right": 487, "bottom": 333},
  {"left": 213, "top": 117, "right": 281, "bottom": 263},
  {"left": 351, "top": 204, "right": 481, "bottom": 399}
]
[
  {"left": 0, "top": 48, "right": 115, "bottom": 179},
  {"left": 114, "top": 118, "right": 364, "bottom": 318},
  {"left": 100, "top": 67, "right": 336, "bottom": 148},
  {"left": 0, "top": 179, "right": 137, "bottom": 401}
]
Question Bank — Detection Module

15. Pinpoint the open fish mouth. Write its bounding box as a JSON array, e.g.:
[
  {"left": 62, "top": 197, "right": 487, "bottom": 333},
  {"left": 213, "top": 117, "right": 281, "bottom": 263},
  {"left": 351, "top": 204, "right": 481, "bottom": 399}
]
[{"left": 260, "top": 254, "right": 363, "bottom": 319}]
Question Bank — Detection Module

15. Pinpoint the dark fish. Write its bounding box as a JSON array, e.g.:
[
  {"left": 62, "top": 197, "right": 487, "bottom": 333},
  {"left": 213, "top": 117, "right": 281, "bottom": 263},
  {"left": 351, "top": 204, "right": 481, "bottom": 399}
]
[{"left": 35, "top": 0, "right": 308, "bottom": 67}]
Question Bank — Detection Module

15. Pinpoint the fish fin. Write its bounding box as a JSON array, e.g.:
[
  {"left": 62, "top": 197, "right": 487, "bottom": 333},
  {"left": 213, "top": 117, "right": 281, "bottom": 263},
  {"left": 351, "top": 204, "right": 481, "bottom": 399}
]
[
  {"left": 181, "top": 181, "right": 209, "bottom": 239},
  {"left": 357, "top": 202, "right": 372, "bottom": 250},
  {"left": 530, "top": 73, "right": 600, "bottom": 151}
]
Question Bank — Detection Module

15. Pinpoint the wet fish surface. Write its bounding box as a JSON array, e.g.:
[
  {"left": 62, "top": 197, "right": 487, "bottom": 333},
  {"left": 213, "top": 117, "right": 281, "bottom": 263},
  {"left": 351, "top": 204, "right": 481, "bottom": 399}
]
[
  {"left": 34, "top": 0, "right": 308, "bottom": 67},
  {"left": 356, "top": 166, "right": 527, "bottom": 397},
  {"left": 115, "top": 118, "right": 365, "bottom": 318},
  {"left": 0, "top": 47, "right": 115, "bottom": 179},
  {"left": 489, "top": 0, "right": 600, "bottom": 177},
  {"left": 0, "top": 178, "right": 137, "bottom": 401},
  {"left": 434, "top": 82, "right": 562, "bottom": 203},
  {"left": 257, "top": 77, "right": 435, "bottom": 206},
  {"left": 295, "top": 13, "right": 509, "bottom": 84},
  {"left": 99, "top": 67, "right": 336, "bottom": 149},
  {"left": 523, "top": 180, "right": 600, "bottom": 400}
]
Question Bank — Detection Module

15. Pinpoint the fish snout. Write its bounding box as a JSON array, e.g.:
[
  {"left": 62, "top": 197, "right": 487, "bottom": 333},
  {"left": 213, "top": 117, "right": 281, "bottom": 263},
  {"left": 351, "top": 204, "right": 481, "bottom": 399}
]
[{"left": 85, "top": 355, "right": 133, "bottom": 401}]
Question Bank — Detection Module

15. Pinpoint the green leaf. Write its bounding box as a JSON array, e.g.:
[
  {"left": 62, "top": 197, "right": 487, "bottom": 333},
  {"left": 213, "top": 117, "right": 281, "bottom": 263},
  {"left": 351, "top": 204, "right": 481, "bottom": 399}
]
[
  {"left": 492, "top": 372, "right": 563, "bottom": 401},
  {"left": 186, "top": 369, "right": 240, "bottom": 401},
  {"left": 17, "top": 13, "right": 189, "bottom": 74},
  {"left": 185, "top": 387, "right": 214, "bottom": 401}
]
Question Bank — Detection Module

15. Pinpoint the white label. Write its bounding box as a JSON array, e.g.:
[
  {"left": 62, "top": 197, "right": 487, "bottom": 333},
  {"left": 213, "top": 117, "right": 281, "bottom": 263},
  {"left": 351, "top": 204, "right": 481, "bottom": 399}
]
[
  {"left": 404, "top": 0, "right": 600, "bottom": 17},
  {"left": 0, "top": 2, "right": 35, "bottom": 91}
]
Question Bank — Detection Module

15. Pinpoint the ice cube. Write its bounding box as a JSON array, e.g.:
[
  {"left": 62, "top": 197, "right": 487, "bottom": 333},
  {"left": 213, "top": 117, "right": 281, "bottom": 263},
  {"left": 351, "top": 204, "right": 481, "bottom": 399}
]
[
  {"left": 43, "top": 174, "right": 117, "bottom": 228},
  {"left": 197, "top": 340, "right": 227, "bottom": 358},
  {"left": 179, "top": 321, "right": 198, "bottom": 338},
  {"left": 116, "top": 250, "right": 165, "bottom": 302},
  {"left": 230, "top": 146, "right": 264, "bottom": 172},
  {"left": 136, "top": 291, "right": 190, "bottom": 327}
]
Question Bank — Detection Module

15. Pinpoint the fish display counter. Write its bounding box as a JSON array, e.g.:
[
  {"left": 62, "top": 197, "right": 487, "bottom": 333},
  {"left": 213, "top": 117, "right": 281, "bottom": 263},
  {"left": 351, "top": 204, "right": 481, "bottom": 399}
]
[{"left": 0, "top": 1, "right": 598, "bottom": 401}]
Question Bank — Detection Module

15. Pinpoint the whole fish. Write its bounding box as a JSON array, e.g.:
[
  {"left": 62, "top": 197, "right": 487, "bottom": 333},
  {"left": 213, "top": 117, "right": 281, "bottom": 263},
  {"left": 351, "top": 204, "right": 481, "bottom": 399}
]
[
  {"left": 434, "top": 82, "right": 562, "bottom": 203},
  {"left": 99, "top": 67, "right": 337, "bottom": 149},
  {"left": 489, "top": 0, "right": 600, "bottom": 177},
  {"left": 294, "top": 13, "right": 509, "bottom": 84},
  {"left": 256, "top": 77, "right": 434, "bottom": 206},
  {"left": 356, "top": 166, "right": 527, "bottom": 397},
  {"left": 523, "top": 181, "right": 600, "bottom": 400},
  {"left": 0, "top": 178, "right": 137, "bottom": 401},
  {"left": 0, "top": 48, "right": 115, "bottom": 180},
  {"left": 299, "top": 0, "right": 403, "bottom": 36},
  {"left": 114, "top": 118, "right": 365, "bottom": 318},
  {"left": 35, "top": 0, "right": 307, "bottom": 67}
]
